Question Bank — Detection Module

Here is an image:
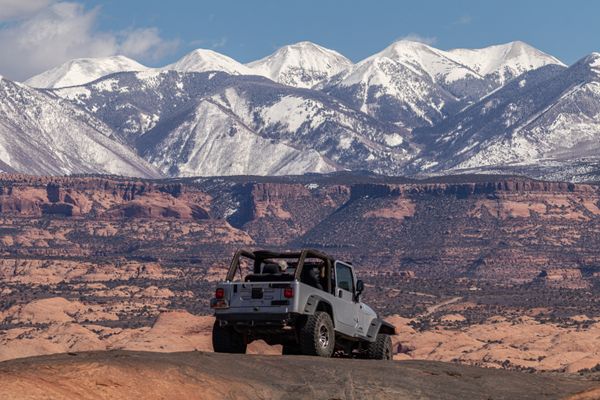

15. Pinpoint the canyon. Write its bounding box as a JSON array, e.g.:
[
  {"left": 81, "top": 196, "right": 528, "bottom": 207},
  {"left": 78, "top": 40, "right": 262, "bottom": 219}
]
[{"left": 0, "top": 172, "right": 599, "bottom": 373}]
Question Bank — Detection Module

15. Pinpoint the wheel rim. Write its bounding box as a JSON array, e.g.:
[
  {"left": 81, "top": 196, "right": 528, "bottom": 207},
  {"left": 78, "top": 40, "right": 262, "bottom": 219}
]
[{"left": 318, "top": 324, "right": 329, "bottom": 348}]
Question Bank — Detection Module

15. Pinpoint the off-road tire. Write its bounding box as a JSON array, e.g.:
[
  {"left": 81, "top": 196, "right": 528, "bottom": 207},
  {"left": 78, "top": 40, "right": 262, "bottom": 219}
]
[
  {"left": 298, "top": 311, "right": 335, "bottom": 357},
  {"left": 212, "top": 321, "right": 247, "bottom": 354},
  {"left": 367, "top": 333, "right": 392, "bottom": 360},
  {"left": 282, "top": 344, "right": 302, "bottom": 355}
]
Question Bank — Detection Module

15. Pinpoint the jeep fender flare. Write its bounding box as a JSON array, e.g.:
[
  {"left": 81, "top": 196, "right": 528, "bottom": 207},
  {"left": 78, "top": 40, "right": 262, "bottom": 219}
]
[
  {"left": 366, "top": 318, "right": 397, "bottom": 341},
  {"left": 303, "top": 295, "right": 335, "bottom": 327}
]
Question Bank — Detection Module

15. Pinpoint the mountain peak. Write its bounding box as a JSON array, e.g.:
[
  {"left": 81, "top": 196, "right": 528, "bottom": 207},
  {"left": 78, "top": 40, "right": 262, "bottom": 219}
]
[
  {"left": 283, "top": 41, "right": 326, "bottom": 50},
  {"left": 504, "top": 40, "right": 528, "bottom": 48},
  {"left": 447, "top": 41, "right": 564, "bottom": 84},
  {"left": 379, "top": 40, "right": 437, "bottom": 58},
  {"left": 583, "top": 52, "right": 600, "bottom": 64},
  {"left": 501, "top": 40, "right": 552, "bottom": 58},
  {"left": 164, "top": 49, "right": 253, "bottom": 75},
  {"left": 60, "top": 55, "right": 142, "bottom": 67},
  {"left": 24, "top": 55, "right": 148, "bottom": 89},
  {"left": 572, "top": 52, "right": 600, "bottom": 76},
  {"left": 185, "top": 48, "right": 229, "bottom": 57},
  {"left": 247, "top": 41, "right": 351, "bottom": 88},
  {"left": 267, "top": 41, "right": 347, "bottom": 56},
  {"left": 390, "top": 39, "right": 434, "bottom": 47},
  {"left": 353, "top": 39, "right": 480, "bottom": 86}
]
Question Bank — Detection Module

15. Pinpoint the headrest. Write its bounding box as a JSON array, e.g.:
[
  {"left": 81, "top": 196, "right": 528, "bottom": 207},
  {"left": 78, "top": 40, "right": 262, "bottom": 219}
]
[{"left": 301, "top": 265, "right": 320, "bottom": 278}]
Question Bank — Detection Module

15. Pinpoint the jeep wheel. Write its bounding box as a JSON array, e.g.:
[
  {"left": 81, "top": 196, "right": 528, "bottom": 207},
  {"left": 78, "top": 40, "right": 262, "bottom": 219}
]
[
  {"left": 212, "top": 321, "right": 247, "bottom": 354},
  {"left": 367, "top": 333, "right": 392, "bottom": 360},
  {"left": 299, "top": 311, "right": 335, "bottom": 357}
]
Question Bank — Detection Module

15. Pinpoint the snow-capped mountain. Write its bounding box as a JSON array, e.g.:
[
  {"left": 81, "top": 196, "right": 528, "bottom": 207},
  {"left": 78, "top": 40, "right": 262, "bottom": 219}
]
[
  {"left": 358, "top": 40, "right": 481, "bottom": 89},
  {"left": 247, "top": 41, "right": 352, "bottom": 88},
  {"left": 324, "top": 40, "right": 564, "bottom": 129},
  {"left": 203, "top": 78, "right": 413, "bottom": 173},
  {"left": 54, "top": 70, "right": 202, "bottom": 145},
  {"left": 0, "top": 76, "right": 160, "bottom": 177},
  {"left": 8, "top": 39, "right": 599, "bottom": 182},
  {"left": 410, "top": 52, "right": 600, "bottom": 173},
  {"left": 52, "top": 70, "right": 413, "bottom": 177},
  {"left": 447, "top": 41, "right": 565, "bottom": 87},
  {"left": 163, "top": 49, "right": 255, "bottom": 75},
  {"left": 24, "top": 56, "right": 148, "bottom": 89},
  {"left": 324, "top": 41, "right": 462, "bottom": 128},
  {"left": 138, "top": 98, "right": 334, "bottom": 176}
]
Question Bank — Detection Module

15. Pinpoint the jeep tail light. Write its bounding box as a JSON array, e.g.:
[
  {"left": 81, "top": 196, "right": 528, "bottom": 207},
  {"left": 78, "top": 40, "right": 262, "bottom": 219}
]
[
  {"left": 283, "top": 287, "right": 294, "bottom": 298},
  {"left": 215, "top": 288, "right": 225, "bottom": 299}
]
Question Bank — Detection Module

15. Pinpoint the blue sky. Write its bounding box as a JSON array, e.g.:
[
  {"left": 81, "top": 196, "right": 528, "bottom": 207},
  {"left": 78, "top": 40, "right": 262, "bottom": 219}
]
[
  {"left": 0, "top": 0, "right": 598, "bottom": 80},
  {"left": 82, "top": 0, "right": 598, "bottom": 65}
]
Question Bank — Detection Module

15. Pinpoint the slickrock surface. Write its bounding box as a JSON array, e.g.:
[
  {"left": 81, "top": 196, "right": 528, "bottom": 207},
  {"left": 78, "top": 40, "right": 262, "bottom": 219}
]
[
  {"left": 1, "top": 301, "right": 599, "bottom": 374},
  {"left": 0, "top": 350, "right": 598, "bottom": 400}
]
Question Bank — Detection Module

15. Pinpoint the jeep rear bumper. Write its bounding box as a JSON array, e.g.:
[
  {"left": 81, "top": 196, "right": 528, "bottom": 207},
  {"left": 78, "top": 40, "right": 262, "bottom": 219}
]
[{"left": 216, "top": 312, "right": 298, "bottom": 326}]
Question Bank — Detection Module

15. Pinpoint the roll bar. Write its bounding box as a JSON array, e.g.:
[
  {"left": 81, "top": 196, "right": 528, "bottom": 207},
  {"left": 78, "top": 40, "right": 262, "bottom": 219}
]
[{"left": 225, "top": 248, "right": 334, "bottom": 292}]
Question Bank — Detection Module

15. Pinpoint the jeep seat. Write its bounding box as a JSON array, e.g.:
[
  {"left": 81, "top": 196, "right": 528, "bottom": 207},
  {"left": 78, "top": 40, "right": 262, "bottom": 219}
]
[
  {"left": 301, "top": 266, "right": 323, "bottom": 290},
  {"left": 261, "top": 263, "right": 280, "bottom": 274}
]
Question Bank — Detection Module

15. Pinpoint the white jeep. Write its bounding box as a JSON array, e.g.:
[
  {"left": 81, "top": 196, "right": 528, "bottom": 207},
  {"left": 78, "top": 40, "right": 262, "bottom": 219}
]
[{"left": 211, "top": 249, "right": 396, "bottom": 359}]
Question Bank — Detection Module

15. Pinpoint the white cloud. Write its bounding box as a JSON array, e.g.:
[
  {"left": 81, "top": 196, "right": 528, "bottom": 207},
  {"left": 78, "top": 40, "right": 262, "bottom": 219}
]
[
  {"left": 0, "top": 0, "right": 52, "bottom": 20},
  {"left": 0, "top": 1, "right": 178, "bottom": 81},
  {"left": 118, "top": 28, "right": 179, "bottom": 62},
  {"left": 397, "top": 33, "right": 438, "bottom": 46}
]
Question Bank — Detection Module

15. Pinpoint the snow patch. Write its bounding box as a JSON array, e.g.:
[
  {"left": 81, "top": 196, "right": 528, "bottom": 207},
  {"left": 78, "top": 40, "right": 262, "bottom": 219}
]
[
  {"left": 383, "top": 134, "right": 404, "bottom": 146},
  {"left": 260, "top": 96, "right": 323, "bottom": 132}
]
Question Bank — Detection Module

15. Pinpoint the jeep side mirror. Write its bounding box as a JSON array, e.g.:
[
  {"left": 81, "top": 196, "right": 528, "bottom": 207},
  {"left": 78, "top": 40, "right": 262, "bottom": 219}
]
[{"left": 356, "top": 280, "right": 364, "bottom": 296}]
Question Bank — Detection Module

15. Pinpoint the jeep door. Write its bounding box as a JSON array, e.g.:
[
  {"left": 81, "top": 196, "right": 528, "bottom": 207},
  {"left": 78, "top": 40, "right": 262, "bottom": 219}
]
[{"left": 333, "top": 261, "right": 360, "bottom": 336}]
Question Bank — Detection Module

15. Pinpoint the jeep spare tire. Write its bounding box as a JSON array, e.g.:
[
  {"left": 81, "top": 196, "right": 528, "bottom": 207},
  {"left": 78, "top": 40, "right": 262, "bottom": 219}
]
[{"left": 299, "top": 311, "right": 335, "bottom": 357}]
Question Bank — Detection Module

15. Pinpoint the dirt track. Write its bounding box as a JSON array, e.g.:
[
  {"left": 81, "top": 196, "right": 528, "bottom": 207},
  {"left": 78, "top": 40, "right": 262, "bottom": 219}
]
[{"left": 0, "top": 351, "right": 598, "bottom": 400}]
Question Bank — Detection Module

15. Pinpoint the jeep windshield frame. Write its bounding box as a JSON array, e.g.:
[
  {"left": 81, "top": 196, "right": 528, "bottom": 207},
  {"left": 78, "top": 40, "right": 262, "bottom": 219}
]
[{"left": 226, "top": 249, "right": 334, "bottom": 293}]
